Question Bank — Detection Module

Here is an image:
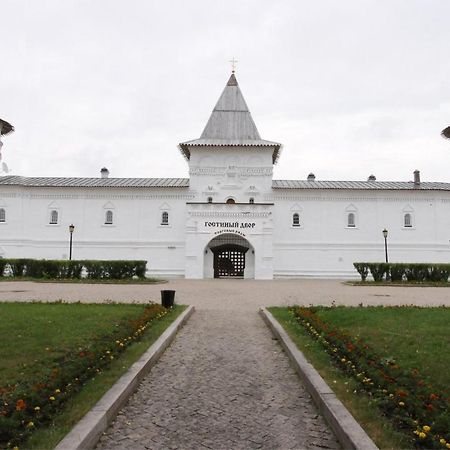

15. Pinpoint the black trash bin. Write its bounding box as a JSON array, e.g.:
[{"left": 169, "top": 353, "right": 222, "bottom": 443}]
[{"left": 161, "top": 290, "right": 175, "bottom": 308}]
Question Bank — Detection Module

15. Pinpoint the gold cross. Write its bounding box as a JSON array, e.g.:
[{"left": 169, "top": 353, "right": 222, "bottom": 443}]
[{"left": 229, "top": 57, "right": 238, "bottom": 73}]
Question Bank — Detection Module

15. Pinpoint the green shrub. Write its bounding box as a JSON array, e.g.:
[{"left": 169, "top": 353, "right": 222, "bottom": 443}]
[
  {"left": 0, "top": 259, "right": 146, "bottom": 280},
  {"left": 0, "top": 259, "right": 7, "bottom": 277},
  {"left": 353, "top": 263, "right": 369, "bottom": 281},
  {"left": 389, "top": 263, "right": 405, "bottom": 282},
  {"left": 354, "top": 262, "right": 450, "bottom": 283},
  {"left": 367, "top": 263, "right": 388, "bottom": 282}
]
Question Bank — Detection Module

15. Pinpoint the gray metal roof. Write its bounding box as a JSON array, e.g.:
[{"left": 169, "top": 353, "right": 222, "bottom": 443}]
[
  {"left": 2, "top": 175, "right": 450, "bottom": 191},
  {"left": 272, "top": 179, "right": 450, "bottom": 191},
  {"left": 0, "top": 176, "right": 189, "bottom": 188},
  {"left": 0, "top": 119, "right": 14, "bottom": 136},
  {"left": 179, "top": 73, "right": 281, "bottom": 163}
]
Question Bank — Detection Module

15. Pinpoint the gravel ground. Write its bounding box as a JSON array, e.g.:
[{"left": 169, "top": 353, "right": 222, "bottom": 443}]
[{"left": 0, "top": 278, "right": 449, "bottom": 309}]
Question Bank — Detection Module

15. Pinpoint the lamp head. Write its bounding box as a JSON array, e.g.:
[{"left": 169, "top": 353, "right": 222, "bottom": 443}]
[
  {"left": 69, "top": 224, "right": 75, "bottom": 233},
  {"left": 382, "top": 228, "right": 388, "bottom": 239}
]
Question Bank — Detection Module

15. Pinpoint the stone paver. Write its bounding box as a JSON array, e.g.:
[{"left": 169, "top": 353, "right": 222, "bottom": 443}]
[{"left": 96, "top": 309, "right": 340, "bottom": 450}]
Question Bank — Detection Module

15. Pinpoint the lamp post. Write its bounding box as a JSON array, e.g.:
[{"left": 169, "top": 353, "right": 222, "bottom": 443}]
[
  {"left": 69, "top": 224, "right": 75, "bottom": 260},
  {"left": 382, "top": 228, "right": 388, "bottom": 263}
]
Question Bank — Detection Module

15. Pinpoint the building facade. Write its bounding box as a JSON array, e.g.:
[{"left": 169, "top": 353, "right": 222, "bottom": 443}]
[{"left": 1, "top": 74, "right": 450, "bottom": 279}]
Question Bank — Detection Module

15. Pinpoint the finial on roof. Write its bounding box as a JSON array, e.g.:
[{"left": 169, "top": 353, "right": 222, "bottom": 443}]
[{"left": 229, "top": 56, "right": 238, "bottom": 73}]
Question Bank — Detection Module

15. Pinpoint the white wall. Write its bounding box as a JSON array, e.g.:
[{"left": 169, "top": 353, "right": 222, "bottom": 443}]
[{"left": 271, "top": 189, "right": 450, "bottom": 278}]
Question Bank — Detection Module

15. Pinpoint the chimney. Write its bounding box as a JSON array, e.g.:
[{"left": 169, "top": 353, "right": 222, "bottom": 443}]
[
  {"left": 367, "top": 174, "right": 376, "bottom": 181},
  {"left": 307, "top": 173, "right": 316, "bottom": 181},
  {"left": 100, "top": 167, "right": 109, "bottom": 179},
  {"left": 414, "top": 170, "right": 420, "bottom": 187}
]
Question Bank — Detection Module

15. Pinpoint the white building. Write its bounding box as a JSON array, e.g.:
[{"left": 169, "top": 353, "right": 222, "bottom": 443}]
[{"left": 1, "top": 74, "right": 450, "bottom": 279}]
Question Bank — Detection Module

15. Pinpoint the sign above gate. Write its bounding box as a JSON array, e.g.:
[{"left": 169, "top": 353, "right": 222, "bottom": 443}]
[{"left": 204, "top": 221, "right": 256, "bottom": 229}]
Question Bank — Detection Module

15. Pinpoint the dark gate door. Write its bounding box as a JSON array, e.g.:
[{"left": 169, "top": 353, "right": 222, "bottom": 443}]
[{"left": 213, "top": 244, "right": 248, "bottom": 278}]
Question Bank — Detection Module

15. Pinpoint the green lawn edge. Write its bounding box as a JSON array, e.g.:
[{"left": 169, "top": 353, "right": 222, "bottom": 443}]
[
  {"left": 23, "top": 304, "right": 187, "bottom": 450},
  {"left": 268, "top": 306, "right": 409, "bottom": 450}
]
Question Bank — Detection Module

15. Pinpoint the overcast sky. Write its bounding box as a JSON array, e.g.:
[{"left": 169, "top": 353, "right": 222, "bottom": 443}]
[{"left": 1, "top": 0, "right": 449, "bottom": 182}]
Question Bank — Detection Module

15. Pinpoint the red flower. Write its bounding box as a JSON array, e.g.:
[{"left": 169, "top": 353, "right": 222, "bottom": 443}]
[
  {"left": 15, "top": 399, "right": 26, "bottom": 411},
  {"left": 425, "top": 403, "right": 434, "bottom": 411}
]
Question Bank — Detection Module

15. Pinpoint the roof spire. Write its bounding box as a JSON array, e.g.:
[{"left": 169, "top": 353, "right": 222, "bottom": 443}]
[{"left": 229, "top": 56, "right": 238, "bottom": 74}]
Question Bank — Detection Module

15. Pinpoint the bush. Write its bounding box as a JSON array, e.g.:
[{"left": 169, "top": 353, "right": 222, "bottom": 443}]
[
  {"left": 0, "top": 259, "right": 7, "bottom": 278},
  {"left": 367, "top": 263, "right": 388, "bottom": 282},
  {"left": 0, "top": 259, "right": 147, "bottom": 280},
  {"left": 353, "top": 262, "right": 450, "bottom": 283},
  {"left": 353, "top": 263, "right": 369, "bottom": 281}
]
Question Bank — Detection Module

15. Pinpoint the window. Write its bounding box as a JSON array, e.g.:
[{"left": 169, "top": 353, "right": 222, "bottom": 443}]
[
  {"left": 249, "top": 197, "right": 254, "bottom": 204},
  {"left": 207, "top": 197, "right": 213, "bottom": 203},
  {"left": 347, "top": 213, "right": 356, "bottom": 228},
  {"left": 0, "top": 208, "right": 5, "bottom": 223},
  {"left": 50, "top": 210, "right": 58, "bottom": 224},
  {"left": 404, "top": 213, "right": 412, "bottom": 228},
  {"left": 161, "top": 211, "right": 169, "bottom": 225},
  {"left": 105, "top": 210, "right": 113, "bottom": 225},
  {"left": 292, "top": 213, "right": 300, "bottom": 227},
  {"left": 226, "top": 198, "right": 236, "bottom": 204}
]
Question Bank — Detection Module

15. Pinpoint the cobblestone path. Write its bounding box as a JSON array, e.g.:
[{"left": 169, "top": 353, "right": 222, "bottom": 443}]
[{"left": 97, "top": 309, "right": 340, "bottom": 450}]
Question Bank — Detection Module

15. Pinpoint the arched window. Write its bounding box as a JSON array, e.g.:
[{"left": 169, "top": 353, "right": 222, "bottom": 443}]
[
  {"left": 161, "top": 211, "right": 169, "bottom": 225},
  {"left": 50, "top": 210, "right": 58, "bottom": 224},
  {"left": 105, "top": 210, "right": 113, "bottom": 225},
  {"left": 207, "top": 197, "right": 213, "bottom": 203},
  {"left": 347, "top": 213, "right": 355, "bottom": 228},
  {"left": 0, "top": 208, "right": 5, "bottom": 223},
  {"left": 292, "top": 213, "right": 300, "bottom": 227},
  {"left": 226, "top": 198, "right": 236, "bottom": 204},
  {"left": 249, "top": 197, "right": 254, "bottom": 204},
  {"left": 404, "top": 213, "right": 412, "bottom": 228}
]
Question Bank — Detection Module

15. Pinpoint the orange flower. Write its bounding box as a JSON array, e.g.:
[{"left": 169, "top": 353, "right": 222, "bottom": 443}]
[{"left": 16, "top": 399, "right": 26, "bottom": 411}]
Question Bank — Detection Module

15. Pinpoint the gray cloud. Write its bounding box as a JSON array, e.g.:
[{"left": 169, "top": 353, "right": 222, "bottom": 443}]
[{"left": 1, "top": 0, "right": 449, "bottom": 181}]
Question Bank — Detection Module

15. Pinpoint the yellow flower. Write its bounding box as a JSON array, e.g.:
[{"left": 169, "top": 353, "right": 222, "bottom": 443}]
[
  {"left": 27, "top": 421, "right": 34, "bottom": 428},
  {"left": 55, "top": 389, "right": 61, "bottom": 394},
  {"left": 34, "top": 406, "right": 40, "bottom": 411},
  {"left": 446, "top": 444, "right": 450, "bottom": 449},
  {"left": 422, "top": 425, "right": 431, "bottom": 432},
  {"left": 398, "top": 401, "right": 405, "bottom": 407},
  {"left": 439, "top": 439, "right": 446, "bottom": 445},
  {"left": 418, "top": 432, "right": 426, "bottom": 439},
  {"left": 49, "top": 396, "right": 55, "bottom": 401},
  {"left": 13, "top": 447, "right": 19, "bottom": 450}
]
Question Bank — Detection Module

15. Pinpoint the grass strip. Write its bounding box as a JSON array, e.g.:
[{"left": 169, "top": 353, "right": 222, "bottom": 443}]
[
  {"left": 0, "top": 302, "right": 185, "bottom": 449},
  {"left": 270, "top": 307, "right": 414, "bottom": 450}
]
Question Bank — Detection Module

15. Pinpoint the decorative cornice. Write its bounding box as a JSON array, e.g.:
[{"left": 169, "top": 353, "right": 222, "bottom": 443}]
[
  {"left": 189, "top": 166, "right": 273, "bottom": 177},
  {"left": 188, "top": 211, "right": 272, "bottom": 218}
]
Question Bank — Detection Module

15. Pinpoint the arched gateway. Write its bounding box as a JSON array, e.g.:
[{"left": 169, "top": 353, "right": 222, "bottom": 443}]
[{"left": 206, "top": 234, "right": 254, "bottom": 278}]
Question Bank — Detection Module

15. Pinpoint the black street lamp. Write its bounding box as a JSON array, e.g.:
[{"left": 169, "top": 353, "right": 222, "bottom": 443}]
[
  {"left": 441, "top": 126, "right": 450, "bottom": 139},
  {"left": 69, "top": 224, "right": 75, "bottom": 260},
  {"left": 382, "top": 228, "right": 388, "bottom": 263}
]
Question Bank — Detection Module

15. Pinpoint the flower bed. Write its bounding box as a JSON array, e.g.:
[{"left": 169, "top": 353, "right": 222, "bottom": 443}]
[
  {"left": 290, "top": 306, "right": 450, "bottom": 449},
  {"left": 0, "top": 303, "right": 168, "bottom": 449}
]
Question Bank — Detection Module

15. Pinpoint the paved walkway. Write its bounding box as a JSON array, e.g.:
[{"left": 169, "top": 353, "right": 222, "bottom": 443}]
[{"left": 96, "top": 309, "right": 340, "bottom": 450}]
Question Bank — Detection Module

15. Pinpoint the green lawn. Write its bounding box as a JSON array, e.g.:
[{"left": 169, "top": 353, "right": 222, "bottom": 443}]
[
  {"left": 312, "top": 306, "right": 449, "bottom": 392},
  {"left": 269, "top": 306, "right": 450, "bottom": 450},
  {"left": 0, "top": 302, "right": 186, "bottom": 449}
]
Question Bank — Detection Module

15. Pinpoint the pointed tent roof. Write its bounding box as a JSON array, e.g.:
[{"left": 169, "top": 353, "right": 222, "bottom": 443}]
[
  {"left": 0, "top": 119, "right": 14, "bottom": 136},
  {"left": 179, "top": 73, "right": 281, "bottom": 163}
]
